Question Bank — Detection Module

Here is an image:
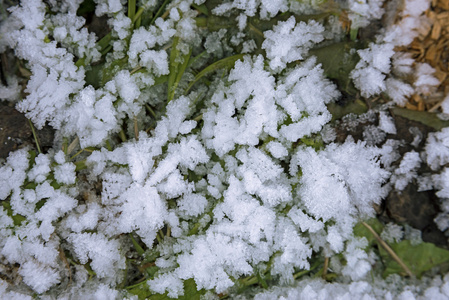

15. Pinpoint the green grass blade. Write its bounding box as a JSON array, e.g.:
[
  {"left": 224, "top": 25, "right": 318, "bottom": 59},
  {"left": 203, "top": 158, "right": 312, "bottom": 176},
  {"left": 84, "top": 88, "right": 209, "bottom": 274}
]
[
  {"left": 167, "top": 37, "right": 192, "bottom": 102},
  {"left": 192, "top": 3, "right": 208, "bottom": 16},
  {"left": 128, "top": 0, "right": 136, "bottom": 21},
  {"left": 379, "top": 240, "right": 449, "bottom": 278},
  {"left": 350, "top": 27, "right": 358, "bottom": 41},
  {"left": 167, "top": 36, "right": 180, "bottom": 101},
  {"left": 97, "top": 33, "right": 112, "bottom": 53},
  {"left": 391, "top": 107, "right": 449, "bottom": 130},
  {"left": 150, "top": 0, "right": 172, "bottom": 25},
  {"left": 186, "top": 49, "right": 207, "bottom": 69},
  {"left": 75, "top": 57, "right": 85, "bottom": 68},
  {"left": 185, "top": 54, "right": 245, "bottom": 94},
  {"left": 173, "top": 48, "right": 192, "bottom": 98},
  {"left": 28, "top": 119, "right": 41, "bottom": 154},
  {"left": 129, "top": 233, "right": 145, "bottom": 256},
  {"left": 133, "top": 6, "right": 144, "bottom": 24}
]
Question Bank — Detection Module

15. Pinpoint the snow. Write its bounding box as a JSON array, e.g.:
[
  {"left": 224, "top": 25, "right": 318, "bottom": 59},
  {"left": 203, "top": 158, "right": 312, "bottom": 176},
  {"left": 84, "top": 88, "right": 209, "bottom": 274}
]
[
  {"left": 386, "top": 78, "right": 414, "bottom": 106},
  {"left": 18, "top": 261, "right": 60, "bottom": 294},
  {"left": 383, "top": 0, "right": 429, "bottom": 46},
  {"left": 178, "top": 193, "right": 208, "bottom": 217},
  {"left": 425, "top": 127, "right": 449, "bottom": 170},
  {"left": 64, "top": 203, "right": 101, "bottom": 233},
  {"left": 347, "top": 0, "right": 384, "bottom": 29},
  {"left": 0, "top": 148, "right": 29, "bottom": 200},
  {"left": 391, "top": 151, "right": 421, "bottom": 191},
  {"left": 381, "top": 223, "right": 404, "bottom": 243},
  {"left": 128, "top": 24, "right": 175, "bottom": 71},
  {"left": 18, "top": 63, "right": 85, "bottom": 129},
  {"left": 294, "top": 140, "right": 389, "bottom": 221},
  {"left": 114, "top": 70, "right": 141, "bottom": 107},
  {"left": 68, "top": 232, "right": 125, "bottom": 278},
  {"left": 378, "top": 111, "right": 396, "bottom": 134},
  {"left": 67, "top": 87, "right": 120, "bottom": 147},
  {"left": 212, "top": 0, "right": 288, "bottom": 19},
  {"left": 54, "top": 153, "right": 77, "bottom": 185},
  {"left": 95, "top": 0, "right": 123, "bottom": 16},
  {"left": 414, "top": 63, "right": 440, "bottom": 95},
  {"left": 27, "top": 153, "right": 51, "bottom": 183},
  {"left": 255, "top": 274, "right": 449, "bottom": 300},
  {"left": 341, "top": 237, "right": 372, "bottom": 280},
  {"left": 271, "top": 218, "right": 312, "bottom": 282},
  {"left": 50, "top": 13, "right": 101, "bottom": 64},
  {"left": 392, "top": 52, "right": 415, "bottom": 76},
  {"left": 140, "top": 50, "right": 170, "bottom": 76},
  {"left": 403, "top": 0, "right": 431, "bottom": 17},
  {"left": 148, "top": 272, "right": 184, "bottom": 298},
  {"left": 0, "top": 77, "right": 20, "bottom": 101},
  {"left": 262, "top": 17, "right": 324, "bottom": 72},
  {"left": 350, "top": 43, "right": 395, "bottom": 98},
  {"left": 266, "top": 141, "right": 288, "bottom": 159},
  {"left": 442, "top": 94, "right": 449, "bottom": 115}
]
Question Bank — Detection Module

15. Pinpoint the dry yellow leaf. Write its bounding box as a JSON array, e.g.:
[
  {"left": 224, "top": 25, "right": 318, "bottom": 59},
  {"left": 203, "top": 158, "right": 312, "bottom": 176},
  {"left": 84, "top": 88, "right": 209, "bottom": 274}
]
[
  {"left": 406, "top": 102, "right": 419, "bottom": 110},
  {"left": 431, "top": 20, "right": 442, "bottom": 39},
  {"left": 438, "top": 0, "right": 449, "bottom": 10},
  {"left": 425, "top": 43, "right": 437, "bottom": 61}
]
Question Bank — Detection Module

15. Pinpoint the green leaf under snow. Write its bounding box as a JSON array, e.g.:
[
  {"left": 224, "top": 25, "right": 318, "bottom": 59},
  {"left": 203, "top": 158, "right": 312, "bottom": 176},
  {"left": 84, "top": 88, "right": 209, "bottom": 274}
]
[
  {"left": 354, "top": 219, "right": 449, "bottom": 278},
  {"left": 102, "top": 57, "right": 129, "bottom": 86},
  {"left": 327, "top": 98, "right": 368, "bottom": 121},
  {"left": 168, "top": 37, "right": 192, "bottom": 102},
  {"left": 180, "top": 278, "right": 207, "bottom": 300},
  {"left": 128, "top": 0, "right": 136, "bottom": 21},
  {"left": 192, "top": 3, "right": 209, "bottom": 16},
  {"left": 1, "top": 201, "right": 26, "bottom": 226},
  {"left": 151, "top": 0, "right": 173, "bottom": 25},
  {"left": 185, "top": 53, "right": 245, "bottom": 94},
  {"left": 353, "top": 218, "right": 384, "bottom": 247},
  {"left": 379, "top": 240, "right": 449, "bottom": 278},
  {"left": 76, "top": 0, "right": 96, "bottom": 16},
  {"left": 309, "top": 41, "right": 361, "bottom": 95},
  {"left": 129, "top": 234, "right": 145, "bottom": 256},
  {"left": 127, "top": 283, "right": 154, "bottom": 300},
  {"left": 128, "top": 278, "right": 206, "bottom": 300},
  {"left": 392, "top": 107, "right": 449, "bottom": 130},
  {"left": 97, "top": 33, "right": 113, "bottom": 54}
]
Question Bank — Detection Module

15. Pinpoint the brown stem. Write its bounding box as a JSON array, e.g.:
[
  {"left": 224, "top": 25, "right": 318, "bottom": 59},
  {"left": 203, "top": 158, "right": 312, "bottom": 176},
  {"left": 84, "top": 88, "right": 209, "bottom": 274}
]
[
  {"left": 134, "top": 116, "right": 139, "bottom": 141},
  {"left": 361, "top": 221, "right": 414, "bottom": 277},
  {"left": 322, "top": 257, "right": 329, "bottom": 278}
]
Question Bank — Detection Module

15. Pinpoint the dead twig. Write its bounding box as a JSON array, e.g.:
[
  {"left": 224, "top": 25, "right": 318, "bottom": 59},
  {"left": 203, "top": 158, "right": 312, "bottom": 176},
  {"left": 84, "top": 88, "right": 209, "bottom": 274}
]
[
  {"left": 322, "top": 257, "right": 329, "bottom": 278},
  {"left": 361, "top": 221, "right": 414, "bottom": 278}
]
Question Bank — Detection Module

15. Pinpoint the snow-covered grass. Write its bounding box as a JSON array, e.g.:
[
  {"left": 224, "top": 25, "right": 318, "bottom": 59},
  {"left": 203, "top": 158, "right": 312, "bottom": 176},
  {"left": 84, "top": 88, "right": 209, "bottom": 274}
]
[{"left": 1, "top": 0, "right": 449, "bottom": 299}]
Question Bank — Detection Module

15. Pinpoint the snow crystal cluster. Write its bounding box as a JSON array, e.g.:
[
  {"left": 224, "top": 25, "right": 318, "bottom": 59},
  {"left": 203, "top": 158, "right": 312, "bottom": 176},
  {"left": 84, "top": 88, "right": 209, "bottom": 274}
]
[
  {"left": 255, "top": 274, "right": 449, "bottom": 300},
  {"left": 349, "top": 0, "right": 439, "bottom": 105},
  {"left": 0, "top": 0, "right": 447, "bottom": 299},
  {"left": 422, "top": 128, "right": 449, "bottom": 233}
]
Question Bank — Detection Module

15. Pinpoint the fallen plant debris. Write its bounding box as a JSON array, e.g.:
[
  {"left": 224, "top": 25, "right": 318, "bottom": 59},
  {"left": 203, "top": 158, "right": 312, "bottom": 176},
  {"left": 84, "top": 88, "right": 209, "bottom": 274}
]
[{"left": 398, "top": 0, "right": 449, "bottom": 111}]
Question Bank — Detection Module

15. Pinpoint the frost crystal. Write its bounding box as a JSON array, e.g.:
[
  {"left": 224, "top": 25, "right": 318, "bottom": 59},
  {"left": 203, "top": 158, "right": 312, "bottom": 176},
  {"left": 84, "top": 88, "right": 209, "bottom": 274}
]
[
  {"left": 350, "top": 43, "right": 394, "bottom": 98},
  {"left": 425, "top": 127, "right": 449, "bottom": 170},
  {"left": 262, "top": 17, "right": 324, "bottom": 72}
]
